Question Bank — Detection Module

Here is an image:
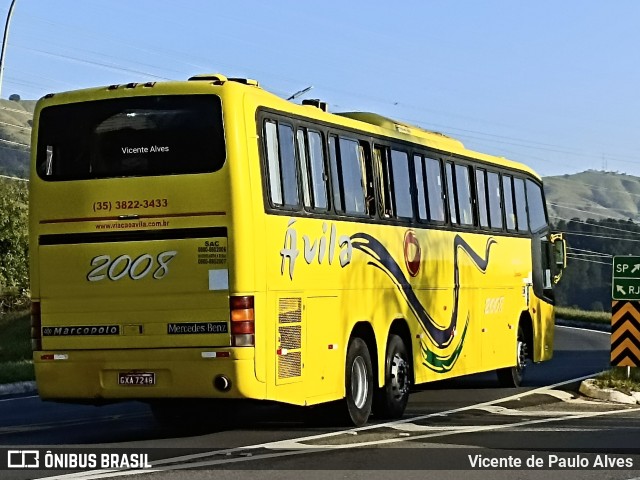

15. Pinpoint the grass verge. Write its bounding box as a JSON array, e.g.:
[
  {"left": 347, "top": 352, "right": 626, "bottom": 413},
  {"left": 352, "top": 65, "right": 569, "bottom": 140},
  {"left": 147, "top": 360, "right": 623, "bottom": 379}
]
[
  {"left": 0, "top": 310, "right": 34, "bottom": 384},
  {"left": 594, "top": 367, "right": 640, "bottom": 395},
  {"left": 555, "top": 306, "right": 610, "bottom": 324}
]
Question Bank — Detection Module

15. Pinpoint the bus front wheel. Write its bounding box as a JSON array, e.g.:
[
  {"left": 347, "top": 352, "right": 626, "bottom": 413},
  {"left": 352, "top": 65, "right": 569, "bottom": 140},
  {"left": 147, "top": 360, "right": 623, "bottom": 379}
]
[
  {"left": 497, "top": 324, "right": 528, "bottom": 387},
  {"left": 374, "top": 334, "right": 411, "bottom": 419},
  {"left": 344, "top": 337, "right": 373, "bottom": 426}
]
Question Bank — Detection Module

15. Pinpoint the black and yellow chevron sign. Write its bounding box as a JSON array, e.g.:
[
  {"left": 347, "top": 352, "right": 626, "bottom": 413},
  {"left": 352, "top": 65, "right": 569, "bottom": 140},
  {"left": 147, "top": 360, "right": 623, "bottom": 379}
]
[{"left": 611, "top": 300, "right": 640, "bottom": 367}]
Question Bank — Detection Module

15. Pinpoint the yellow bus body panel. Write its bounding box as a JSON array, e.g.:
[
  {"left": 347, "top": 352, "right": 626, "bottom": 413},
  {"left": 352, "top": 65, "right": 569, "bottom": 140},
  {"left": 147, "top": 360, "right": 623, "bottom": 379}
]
[
  {"left": 34, "top": 347, "right": 263, "bottom": 400},
  {"left": 30, "top": 77, "right": 555, "bottom": 408}
]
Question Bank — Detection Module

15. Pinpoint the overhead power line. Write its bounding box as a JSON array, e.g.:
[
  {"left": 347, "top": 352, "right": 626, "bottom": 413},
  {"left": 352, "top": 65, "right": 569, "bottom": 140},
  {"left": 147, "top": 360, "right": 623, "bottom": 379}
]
[
  {"left": 0, "top": 119, "right": 30, "bottom": 130},
  {"left": 569, "top": 246, "right": 613, "bottom": 257},
  {"left": 0, "top": 104, "right": 32, "bottom": 116},
  {"left": 0, "top": 173, "right": 27, "bottom": 182},
  {"left": 562, "top": 231, "right": 640, "bottom": 243},
  {"left": 569, "top": 252, "right": 611, "bottom": 258},
  {"left": 0, "top": 137, "right": 28, "bottom": 147},
  {"left": 565, "top": 256, "right": 611, "bottom": 266}
]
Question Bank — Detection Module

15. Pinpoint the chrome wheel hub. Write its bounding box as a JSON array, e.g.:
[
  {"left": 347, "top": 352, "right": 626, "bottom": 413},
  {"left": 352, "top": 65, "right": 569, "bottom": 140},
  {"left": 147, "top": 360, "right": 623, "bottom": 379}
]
[
  {"left": 351, "top": 356, "right": 369, "bottom": 409},
  {"left": 516, "top": 339, "right": 528, "bottom": 373},
  {"left": 390, "top": 353, "right": 410, "bottom": 398}
]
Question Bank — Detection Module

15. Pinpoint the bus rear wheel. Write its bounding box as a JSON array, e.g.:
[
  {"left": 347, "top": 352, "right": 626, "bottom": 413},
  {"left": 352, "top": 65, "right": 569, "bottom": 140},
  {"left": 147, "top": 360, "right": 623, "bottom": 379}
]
[
  {"left": 344, "top": 337, "right": 373, "bottom": 426},
  {"left": 497, "top": 324, "right": 528, "bottom": 387},
  {"left": 374, "top": 334, "right": 411, "bottom": 419}
]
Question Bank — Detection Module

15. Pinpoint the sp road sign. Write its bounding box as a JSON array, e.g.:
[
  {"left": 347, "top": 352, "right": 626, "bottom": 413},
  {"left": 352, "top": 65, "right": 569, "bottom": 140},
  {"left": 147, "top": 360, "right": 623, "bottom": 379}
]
[{"left": 612, "top": 256, "right": 640, "bottom": 301}]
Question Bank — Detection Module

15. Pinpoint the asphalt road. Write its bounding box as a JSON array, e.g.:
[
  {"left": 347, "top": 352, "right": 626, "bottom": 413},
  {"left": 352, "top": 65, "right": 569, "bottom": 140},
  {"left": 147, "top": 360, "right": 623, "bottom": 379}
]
[{"left": 3, "top": 324, "right": 640, "bottom": 480}]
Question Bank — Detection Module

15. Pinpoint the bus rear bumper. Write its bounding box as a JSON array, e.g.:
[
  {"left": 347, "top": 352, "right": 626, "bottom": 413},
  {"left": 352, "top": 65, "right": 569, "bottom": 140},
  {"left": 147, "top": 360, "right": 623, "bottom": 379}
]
[{"left": 33, "top": 347, "right": 265, "bottom": 401}]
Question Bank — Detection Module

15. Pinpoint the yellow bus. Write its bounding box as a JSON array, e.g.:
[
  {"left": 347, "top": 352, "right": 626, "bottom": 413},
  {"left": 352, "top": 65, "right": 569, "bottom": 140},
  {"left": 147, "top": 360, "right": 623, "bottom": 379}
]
[{"left": 29, "top": 74, "right": 566, "bottom": 426}]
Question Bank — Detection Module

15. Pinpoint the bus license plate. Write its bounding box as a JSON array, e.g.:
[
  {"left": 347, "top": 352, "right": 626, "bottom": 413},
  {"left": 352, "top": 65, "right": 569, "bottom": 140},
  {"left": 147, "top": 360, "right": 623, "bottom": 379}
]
[{"left": 118, "top": 372, "right": 156, "bottom": 386}]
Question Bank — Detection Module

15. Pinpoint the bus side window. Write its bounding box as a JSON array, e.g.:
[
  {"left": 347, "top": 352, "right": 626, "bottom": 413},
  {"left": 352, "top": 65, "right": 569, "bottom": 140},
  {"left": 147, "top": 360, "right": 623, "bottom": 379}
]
[
  {"left": 264, "top": 120, "right": 283, "bottom": 206},
  {"left": 373, "top": 145, "right": 393, "bottom": 217},
  {"left": 328, "top": 135, "right": 342, "bottom": 212},
  {"left": 445, "top": 162, "right": 457, "bottom": 224},
  {"left": 296, "top": 128, "right": 328, "bottom": 211},
  {"left": 390, "top": 149, "right": 414, "bottom": 219},
  {"left": 413, "top": 155, "right": 428, "bottom": 221},
  {"left": 278, "top": 124, "right": 299, "bottom": 207},
  {"left": 513, "top": 177, "right": 529, "bottom": 232},
  {"left": 503, "top": 174, "right": 516, "bottom": 231},
  {"left": 342, "top": 138, "right": 363, "bottom": 214},
  {"left": 476, "top": 168, "right": 490, "bottom": 228},
  {"left": 487, "top": 171, "right": 503, "bottom": 230},
  {"left": 296, "top": 129, "right": 312, "bottom": 208},
  {"left": 308, "top": 130, "right": 328, "bottom": 210},
  {"left": 525, "top": 179, "right": 547, "bottom": 232},
  {"left": 359, "top": 142, "right": 375, "bottom": 216},
  {"left": 455, "top": 164, "right": 474, "bottom": 226},
  {"left": 425, "top": 157, "right": 445, "bottom": 222},
  {"left": 373, "top": 145, "right": 413, "bottom": 219},
  {"left": 329, "top": 135, "right": 371, "bottom": 216},
  {"left": 264, "top": 120, "right": 299, "bottom": 209}
]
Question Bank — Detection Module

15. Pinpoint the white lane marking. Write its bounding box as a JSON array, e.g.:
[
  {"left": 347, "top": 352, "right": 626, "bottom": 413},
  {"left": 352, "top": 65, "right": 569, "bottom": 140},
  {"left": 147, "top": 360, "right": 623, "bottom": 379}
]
[
  {"left": 388, "top": 423, "right": 481, "bottom": 432},
  {"left": 35, "top": 406, "right": 640, "bottom": 479},
  {"left": 476, "top": 405, "right": 578, "bottom": 417},
  {"left": 0, "top": 394, "right": 38, "bottom": 403},
  {"left": 500, "top": 427, "right": 601, "bottom": 432},
  {"left": 268, "top": 407, "right": 640, "bottom": 450},
  {"left": 34, "top": 372, "right": 614, "bottom": 480},
  {"left": 556, "top": 324, "right": 610, "bottom": 335},
  {"left": 0, "top": 413, "right": 148, "bottom": 435}
]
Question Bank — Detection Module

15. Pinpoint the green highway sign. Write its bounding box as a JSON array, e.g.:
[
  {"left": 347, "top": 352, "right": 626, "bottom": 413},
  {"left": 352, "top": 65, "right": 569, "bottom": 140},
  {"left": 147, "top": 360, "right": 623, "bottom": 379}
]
[
  {"left": 612, "top": 278, "right": 640, "bottom": 301},
  {"left": 612, "top": 256, "right": 640, "bottom": 300}
]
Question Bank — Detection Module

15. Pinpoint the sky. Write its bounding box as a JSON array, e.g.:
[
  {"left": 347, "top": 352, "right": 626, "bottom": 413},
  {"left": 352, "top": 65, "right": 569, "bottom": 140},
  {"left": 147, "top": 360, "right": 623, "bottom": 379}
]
[{"left": 2, "top": 0, "right": 640, "bottom": 178}]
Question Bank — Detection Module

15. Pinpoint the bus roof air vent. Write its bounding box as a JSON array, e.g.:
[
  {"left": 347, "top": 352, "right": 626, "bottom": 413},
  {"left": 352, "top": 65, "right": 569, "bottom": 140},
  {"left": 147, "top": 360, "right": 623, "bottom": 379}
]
[
  {"left": 337, "top": 112, "right": 412, "bottom": 131},
  {"left": 228, "top": 77, "right": 259, "bottom": 87},
  {"left": 187, "top": 74, "right": 259, "bottom": 87},
  {"left": 302, "top": 99, "right": 328, "bottom": 112},
  {"left": 337, "top": 111, "right": 464, "bottom": 148},
  {"left": 188, "top": 73, "right": 228, "bottom": 84}
]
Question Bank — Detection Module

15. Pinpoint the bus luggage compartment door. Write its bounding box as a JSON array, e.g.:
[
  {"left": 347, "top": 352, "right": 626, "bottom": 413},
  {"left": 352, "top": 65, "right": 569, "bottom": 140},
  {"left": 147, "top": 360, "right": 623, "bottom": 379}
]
[{"left": 37, "top": 231, "right": 231, "bottom": 350}]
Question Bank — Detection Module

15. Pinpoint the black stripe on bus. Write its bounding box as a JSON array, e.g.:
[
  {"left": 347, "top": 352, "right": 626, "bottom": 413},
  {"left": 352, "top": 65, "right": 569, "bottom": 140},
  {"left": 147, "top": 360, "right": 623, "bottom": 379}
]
[{"left": 39, "top": 227, "right": 227, "bottom": 246}]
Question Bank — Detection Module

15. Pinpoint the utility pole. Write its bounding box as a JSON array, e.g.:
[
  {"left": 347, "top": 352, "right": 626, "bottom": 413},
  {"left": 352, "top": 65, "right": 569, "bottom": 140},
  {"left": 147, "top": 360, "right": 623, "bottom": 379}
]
[{"left": 0, "top": 0, "right": 18, "bottom": 99}]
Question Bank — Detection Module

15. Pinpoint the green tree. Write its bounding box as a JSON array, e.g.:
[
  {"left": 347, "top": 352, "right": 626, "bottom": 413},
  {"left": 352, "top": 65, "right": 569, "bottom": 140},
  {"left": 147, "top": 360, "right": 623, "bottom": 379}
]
[{"left": 0, "top": 179, "right": 29, "bottom": 297}]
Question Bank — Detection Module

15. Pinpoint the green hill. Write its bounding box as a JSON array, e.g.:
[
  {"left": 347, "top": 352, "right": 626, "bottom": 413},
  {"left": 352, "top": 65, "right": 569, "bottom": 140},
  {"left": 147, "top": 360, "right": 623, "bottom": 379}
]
[
  {"left": 0, "top": 98, "right": 34, "bottom": 179},
  {"left": 544, "top": 170, "right": 640, "bottom": 223}
]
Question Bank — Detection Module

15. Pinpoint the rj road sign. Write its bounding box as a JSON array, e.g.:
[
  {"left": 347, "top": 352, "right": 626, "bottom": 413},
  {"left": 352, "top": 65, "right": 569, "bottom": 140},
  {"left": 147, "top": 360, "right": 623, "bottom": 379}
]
[{"left": 612, "top": 256, "right": 640, "bottom": 300}]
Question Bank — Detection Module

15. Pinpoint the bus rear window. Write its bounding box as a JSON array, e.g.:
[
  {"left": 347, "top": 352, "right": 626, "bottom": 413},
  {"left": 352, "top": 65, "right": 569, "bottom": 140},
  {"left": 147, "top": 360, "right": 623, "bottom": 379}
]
[{"left": 36, "top": 95, "right": 225, "bottom": 180}]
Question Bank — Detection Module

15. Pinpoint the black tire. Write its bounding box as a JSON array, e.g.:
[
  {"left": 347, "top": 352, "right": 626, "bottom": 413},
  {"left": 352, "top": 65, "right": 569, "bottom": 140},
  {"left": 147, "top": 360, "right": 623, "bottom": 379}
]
[
  {"left": 496, "top": 324, "right": 528, "bottom": 387},
  {"left": 343, "top": 337, "right": 374, "bottom": 427},
  {"left": 374, "top": 334, "right": 411, "bottom": 419}
]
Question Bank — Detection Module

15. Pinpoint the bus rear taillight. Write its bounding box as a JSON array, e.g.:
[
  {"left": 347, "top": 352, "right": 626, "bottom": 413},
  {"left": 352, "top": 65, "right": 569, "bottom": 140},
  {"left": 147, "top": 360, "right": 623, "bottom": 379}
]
[
  {"left": 30, "top": 301, "right": 42, "bottom": 351},
  {"left": 230, "top": 296, "right": 254, "bottom": 347}
]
